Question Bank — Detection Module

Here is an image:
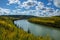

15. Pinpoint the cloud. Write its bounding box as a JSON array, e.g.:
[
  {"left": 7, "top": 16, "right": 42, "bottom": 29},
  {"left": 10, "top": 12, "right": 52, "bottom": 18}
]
[
  {"left": 54, "top": 9, "right": 60, "bottom": 16},
  {"left": 47, "top": 2, "right": 52, "bottom": 5},
  {"left": 2, "top": 0, "right": 60, "bottom": 17},
  {"left": 9, "top": 7, "right": 60, "bottom": 17},
  {"left": 36, "top": 2, "right": 45, "bottom": 10},
  {"left": 0, "top": 7, "right": 11, "bottom": 15},
  {"left": 7, "top": 0, "right": 37, "bottom": 9},
  {"left": 17, "top": 0, "right": 37, "bottom": 9},
  {"left": 7, "top": 0, "right": 20, "bottom": 5},
  {"left": 53, "top": 0, "right": 60, "bottom": 8},
  {"left": 0, "top": 7, "right": 60, "bottom": 17},
  {"left": 35, "top": 2, "right": 60, "bottom": 17}
]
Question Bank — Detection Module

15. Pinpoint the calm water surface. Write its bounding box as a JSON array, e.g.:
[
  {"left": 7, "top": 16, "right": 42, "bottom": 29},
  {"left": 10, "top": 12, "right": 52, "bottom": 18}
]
[{"left": 14, "top": 20, "right": 60, "bottom": 40}]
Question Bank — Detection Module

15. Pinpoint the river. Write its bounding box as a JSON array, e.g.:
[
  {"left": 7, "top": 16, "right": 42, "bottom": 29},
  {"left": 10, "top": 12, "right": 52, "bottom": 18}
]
[{"left": 14, "top": 20, "right": 60, "bottom": 40}]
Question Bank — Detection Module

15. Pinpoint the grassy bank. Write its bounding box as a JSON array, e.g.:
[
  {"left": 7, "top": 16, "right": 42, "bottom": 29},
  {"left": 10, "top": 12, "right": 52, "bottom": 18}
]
[
  {"left": 28, "top": 16, "right": 60, "bottom": 28},
  {"left": 0, "top": 16, "right": 51, "bottom": 40}
]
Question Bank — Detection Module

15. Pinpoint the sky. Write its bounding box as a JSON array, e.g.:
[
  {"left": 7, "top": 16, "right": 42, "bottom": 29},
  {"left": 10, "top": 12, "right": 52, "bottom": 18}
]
[{"left": 0, "top": 0, "right": 60, "bottom": 17}]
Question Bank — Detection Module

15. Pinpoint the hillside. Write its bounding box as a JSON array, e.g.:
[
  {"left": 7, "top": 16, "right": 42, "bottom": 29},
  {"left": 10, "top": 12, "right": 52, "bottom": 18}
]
[
  {"left": 28, "top": 16, "right": 60, "bottom": 28},
  {"left": 0, "top": 16, "right": 51, "bottom": 40}
]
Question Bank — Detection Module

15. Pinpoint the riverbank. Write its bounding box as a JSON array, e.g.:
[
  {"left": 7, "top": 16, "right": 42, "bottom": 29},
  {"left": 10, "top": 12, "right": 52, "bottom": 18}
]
[{"left": 28, "top": 16, "right": 60, "bottom": 28}]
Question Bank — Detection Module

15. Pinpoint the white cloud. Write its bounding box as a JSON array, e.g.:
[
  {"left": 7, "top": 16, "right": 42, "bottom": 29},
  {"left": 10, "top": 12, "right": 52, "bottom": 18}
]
[
  {"left": 18, "top": 0, "right": 37, "bottom": 9},
  {"left": 36, "top": 2, "right": 44, "bottom": 10},
  {"left": 33, "top": 0, "right": 59, "bottom": 17},
  {"left": 18, "top": 1, "right": 45, "bottom": 10},
  {"left": 36, "top": 2, "right": 60, "bottom": 17},
  {"left": 7, "top": 0, "right": 20, "bottom": 5},
  {"left": 2, "top": 0, "right": 60, "bottom": 17},
  {"left": 47, "top": 0, "right": 52, "bottom": 5},
  {"left": 10, "top": 7, "right": 60, "bottom": 17},
  {"left": 53, "top": 0, "right": 60, "bottom": 8},
  {"left": 0, "top": 7, "right": 11, "bottom": 15},
  {"left": 54, "top": 9, "right": 60, "bottom": 16},
  {"left": 47, "top": 2, "right": 52, "bottom": 5},
  {"left": 0, "top": 7, "right": 60, "bottom": 17},
  {"left": 7, "top": 0, "right": 37, "bottom": 9}
]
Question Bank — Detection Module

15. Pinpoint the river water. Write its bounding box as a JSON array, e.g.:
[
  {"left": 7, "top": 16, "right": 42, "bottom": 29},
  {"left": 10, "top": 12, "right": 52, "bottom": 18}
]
[{"left": 14, "top": 20, "right": 60, "bottom": 40}]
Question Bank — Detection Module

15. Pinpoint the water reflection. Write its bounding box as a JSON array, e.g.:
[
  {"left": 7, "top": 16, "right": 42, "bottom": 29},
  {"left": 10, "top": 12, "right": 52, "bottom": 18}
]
[{"left": 14, "top": 20, "right": 60, "bottom": 40}]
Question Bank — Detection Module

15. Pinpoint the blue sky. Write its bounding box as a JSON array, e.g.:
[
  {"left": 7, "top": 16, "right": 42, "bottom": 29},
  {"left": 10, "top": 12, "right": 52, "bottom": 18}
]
[{"left": 0, "top": 0, "right": 60, "bottom": 17}]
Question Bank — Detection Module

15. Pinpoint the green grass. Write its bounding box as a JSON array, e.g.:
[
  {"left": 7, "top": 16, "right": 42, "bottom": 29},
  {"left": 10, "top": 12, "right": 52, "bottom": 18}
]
[
  {"left": 0, "top": 16, "right": 51, "bottom": 40},
  {"left": 28, "top": 16, "right": 60, "bottom": 28}
]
